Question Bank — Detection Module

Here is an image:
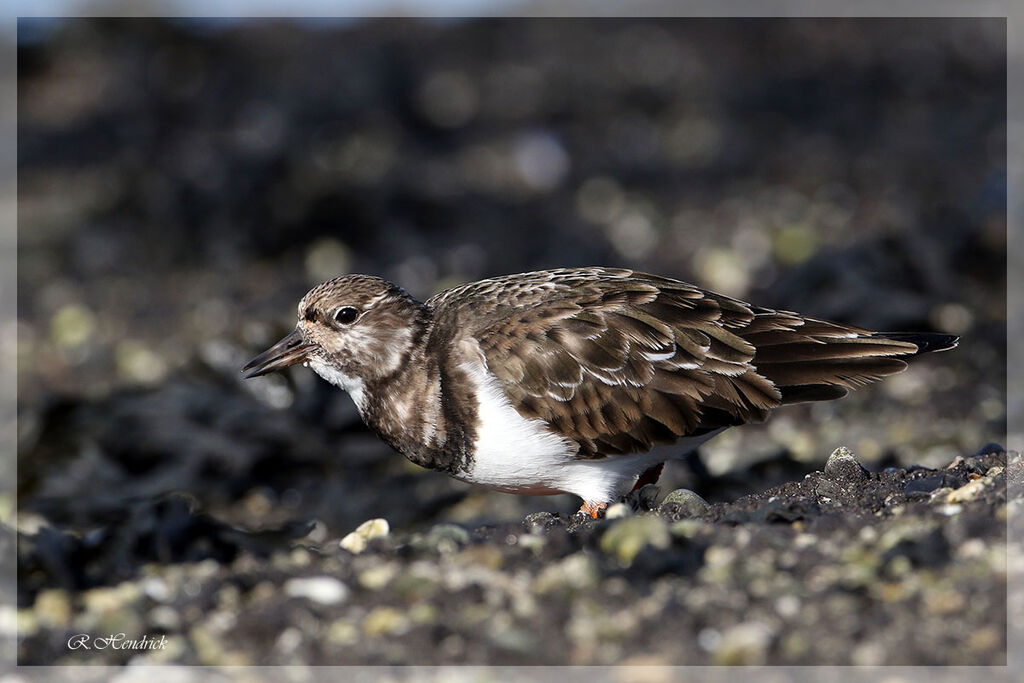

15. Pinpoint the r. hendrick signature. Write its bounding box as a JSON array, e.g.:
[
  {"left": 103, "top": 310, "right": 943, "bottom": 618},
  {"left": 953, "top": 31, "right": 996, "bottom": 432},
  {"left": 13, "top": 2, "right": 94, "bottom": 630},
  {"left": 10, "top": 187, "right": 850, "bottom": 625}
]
[{"left": 67, "top": 633, "right": 168, "bottom": 651}]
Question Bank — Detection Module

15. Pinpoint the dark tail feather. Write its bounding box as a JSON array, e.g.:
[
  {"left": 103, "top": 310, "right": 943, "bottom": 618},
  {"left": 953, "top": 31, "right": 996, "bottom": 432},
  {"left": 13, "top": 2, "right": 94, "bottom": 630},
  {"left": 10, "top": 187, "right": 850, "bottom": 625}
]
[
  {"left": 875, "top": 332, "right": 960, "bottom": 355},
  {"left": 761, "top": 330, "right": 958, "bottom": 406}
]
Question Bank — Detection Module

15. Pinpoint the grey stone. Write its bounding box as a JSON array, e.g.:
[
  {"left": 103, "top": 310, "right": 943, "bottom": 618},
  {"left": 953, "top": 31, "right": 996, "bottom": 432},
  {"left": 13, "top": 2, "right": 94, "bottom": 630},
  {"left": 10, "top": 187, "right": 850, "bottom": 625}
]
[
  {"left": 660, "top": 488, "right": 711, "bottom": 517},
  {"left": 823, "top": 446, "right": 869, "bottom": 481}
]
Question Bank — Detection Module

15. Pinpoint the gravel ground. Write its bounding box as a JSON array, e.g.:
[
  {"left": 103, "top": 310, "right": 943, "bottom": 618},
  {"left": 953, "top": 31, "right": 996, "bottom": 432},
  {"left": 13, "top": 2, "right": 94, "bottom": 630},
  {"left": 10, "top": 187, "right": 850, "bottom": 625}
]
[
  {"left": 11, "top": 17, "right": 1009, "bottom": 669},
  {"left": 15, "top": 445, "right": 1013, "bottom": 666}
]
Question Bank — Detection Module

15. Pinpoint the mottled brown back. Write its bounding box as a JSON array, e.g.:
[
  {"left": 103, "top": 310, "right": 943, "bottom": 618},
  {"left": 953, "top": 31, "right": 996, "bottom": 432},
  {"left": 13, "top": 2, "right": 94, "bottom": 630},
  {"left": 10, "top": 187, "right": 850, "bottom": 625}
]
[{"left": 427, "top": 268, "right": 955, "bottom": 459}]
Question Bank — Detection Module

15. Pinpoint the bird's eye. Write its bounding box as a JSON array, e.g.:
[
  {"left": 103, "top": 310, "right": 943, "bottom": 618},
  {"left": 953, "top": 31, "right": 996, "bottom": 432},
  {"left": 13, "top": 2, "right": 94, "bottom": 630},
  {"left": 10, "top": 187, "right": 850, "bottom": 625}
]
[{"left": 334, "top": 306, "right": 359, "bottom": 325}]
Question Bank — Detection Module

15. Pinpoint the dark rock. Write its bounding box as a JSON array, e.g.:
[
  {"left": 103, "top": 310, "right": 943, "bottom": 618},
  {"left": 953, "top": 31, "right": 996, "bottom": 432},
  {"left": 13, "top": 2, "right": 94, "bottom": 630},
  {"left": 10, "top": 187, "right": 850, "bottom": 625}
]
[
  {"left": 814, "top": 478, "right": 844, "bottom": 499},
  {"left": 905, "top": 475, "right": 947, "bottom": 500},
  {"left": 522, "top": 512, "right": 565, "bottom": 535},
  {"left": 17, "top": 494, "right": 308, "bottom": 605},
  {"left": 722, "top": 496, "right": 821, "bottom": 525},
  {"left": 624, "top": 483, "right": 662, "bottom": 512},
  {"left": 763, "top": 498, "right": 820, "bottom": 524},
  {"left": 882, "top": 527, "right": 952, "bottom": 569}
]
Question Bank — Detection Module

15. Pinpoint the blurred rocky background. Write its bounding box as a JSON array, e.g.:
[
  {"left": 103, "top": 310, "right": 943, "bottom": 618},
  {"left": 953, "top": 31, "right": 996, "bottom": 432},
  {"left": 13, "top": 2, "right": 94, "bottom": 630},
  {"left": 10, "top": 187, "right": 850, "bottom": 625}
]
[{"left": 13, "top": 17, "right": 1009, "bottom": 667}]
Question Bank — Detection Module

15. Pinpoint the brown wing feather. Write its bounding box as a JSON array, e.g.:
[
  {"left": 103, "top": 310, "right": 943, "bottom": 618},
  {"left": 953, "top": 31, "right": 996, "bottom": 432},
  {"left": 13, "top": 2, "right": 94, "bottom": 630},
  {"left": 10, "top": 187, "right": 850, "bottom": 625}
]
[{"left": 428, "top": 268, "right": 941, "bottom": 459}]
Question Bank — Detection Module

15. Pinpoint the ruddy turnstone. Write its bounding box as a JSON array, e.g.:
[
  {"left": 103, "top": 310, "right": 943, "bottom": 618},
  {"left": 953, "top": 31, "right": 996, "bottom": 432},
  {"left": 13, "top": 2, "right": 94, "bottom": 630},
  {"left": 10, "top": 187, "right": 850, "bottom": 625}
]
[{"left": 243, "top": 267, "right": 957, "bottom": 518}]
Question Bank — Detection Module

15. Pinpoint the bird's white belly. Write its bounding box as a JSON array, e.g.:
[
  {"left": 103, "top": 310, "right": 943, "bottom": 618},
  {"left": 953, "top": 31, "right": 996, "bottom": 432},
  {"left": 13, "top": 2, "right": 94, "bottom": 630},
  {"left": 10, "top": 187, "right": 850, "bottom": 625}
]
[
  {"left": 455, "top": 360, "right": 578, "bottom": 495},
  {"left": 457, "top": 359, "right": 722, "bottom": 502}
]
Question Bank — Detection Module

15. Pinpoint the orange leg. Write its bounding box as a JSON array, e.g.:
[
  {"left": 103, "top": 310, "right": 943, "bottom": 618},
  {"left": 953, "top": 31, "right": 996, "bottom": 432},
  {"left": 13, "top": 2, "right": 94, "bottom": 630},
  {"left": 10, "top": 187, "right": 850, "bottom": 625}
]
[
  {"left": 578, "top": 501, "right": 607, "bottom": 519},
  {"left": 631, "top": 462, "right": 665, "bottom": 492}
]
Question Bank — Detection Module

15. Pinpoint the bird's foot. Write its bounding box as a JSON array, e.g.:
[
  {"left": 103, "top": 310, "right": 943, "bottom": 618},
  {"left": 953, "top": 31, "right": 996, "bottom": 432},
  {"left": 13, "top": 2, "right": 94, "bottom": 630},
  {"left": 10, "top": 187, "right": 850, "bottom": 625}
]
[{"left": 577, "top": 501, "right": 608, "bottom": 519}]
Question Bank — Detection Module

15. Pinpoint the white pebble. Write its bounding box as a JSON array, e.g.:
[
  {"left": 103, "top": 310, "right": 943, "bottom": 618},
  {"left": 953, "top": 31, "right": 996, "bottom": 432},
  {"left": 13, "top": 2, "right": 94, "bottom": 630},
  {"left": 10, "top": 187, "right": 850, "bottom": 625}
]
[
  {"left": 284, "top": 576, "right": 349, "bottom": 605},
  {"left": 339, "top": 518, "right": 390, "bottom": 554},
  {"left": 604, "top": 503, "right": 632, "bottom": 519}
]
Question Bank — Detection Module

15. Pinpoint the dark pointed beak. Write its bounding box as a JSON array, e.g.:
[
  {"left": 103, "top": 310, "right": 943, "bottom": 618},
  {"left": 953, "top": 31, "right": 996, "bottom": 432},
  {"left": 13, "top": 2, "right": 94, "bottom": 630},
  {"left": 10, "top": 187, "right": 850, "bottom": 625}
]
[{"left": 242, "top": 328, "right": 317, "bottom": 379}]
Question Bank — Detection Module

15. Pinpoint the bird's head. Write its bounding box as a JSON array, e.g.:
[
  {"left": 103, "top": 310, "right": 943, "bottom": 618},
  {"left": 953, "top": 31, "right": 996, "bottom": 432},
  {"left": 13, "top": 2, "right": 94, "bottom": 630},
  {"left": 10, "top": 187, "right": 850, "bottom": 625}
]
[{"left": 242, "top": 275, "right": 428, "bottom": 391}]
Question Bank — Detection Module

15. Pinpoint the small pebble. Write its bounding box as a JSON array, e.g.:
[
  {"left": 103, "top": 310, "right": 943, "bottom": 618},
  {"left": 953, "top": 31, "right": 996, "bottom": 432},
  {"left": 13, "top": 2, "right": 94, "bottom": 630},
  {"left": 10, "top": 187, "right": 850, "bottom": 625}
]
[
  {"left": 515, "top": 533, "right": 545, "bottom": 553},
  {"left": 339, "top": 518, "right": 390, "bottom": 554},
  {"left": 600, "top": 515, "right": 670, "bottom": 565},
  {"left": 363, "top": 606, "right": 410, "bottom": 637},
  {"left": 660, "top": 488, "right": 711, "bottom": 517},
  {"left": 358, "top": 563, "right": 399, "bottom": 591},
  {"left": 283, "top": 576, "right": 349, "bottom": 605},
  {"left": 928, "top": 487, "right": 954, "bottom": 503},
  {"left": 410, "top": 523, "right": 470, "bottom": 554},
  {"left": 141, "top": 577, "right": 172, "bottom": 603},
  {"left": 823, "top": 446, "right": 869, "bottom": 480},
  {"left": 605, "top": 502, "right": 632, "bottom": 519},
  {"left": 148, "top": 605, "right": 181, "bottom": 630},
  {"left": 947, "top": 478, "right": 989, "bottom": 503},
  {"left": 34, "top": 589, "right": 71, "bottom": 628},
  {"left": 522, "top": 511, "right": 563, "bottom": 534},
  {"left": 534, "top": 552, "right": 598, "bottom": 594},
  {"left": 713, "top": 621, "right": 773, "bottom": 665}
]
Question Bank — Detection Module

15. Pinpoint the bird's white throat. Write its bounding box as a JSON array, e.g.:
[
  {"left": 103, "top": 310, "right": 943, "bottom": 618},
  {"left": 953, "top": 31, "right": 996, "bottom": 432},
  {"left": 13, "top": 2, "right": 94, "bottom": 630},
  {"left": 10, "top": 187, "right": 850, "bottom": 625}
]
[{"left": 308, "top": 357, "right": 367, "bottom": 411}]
